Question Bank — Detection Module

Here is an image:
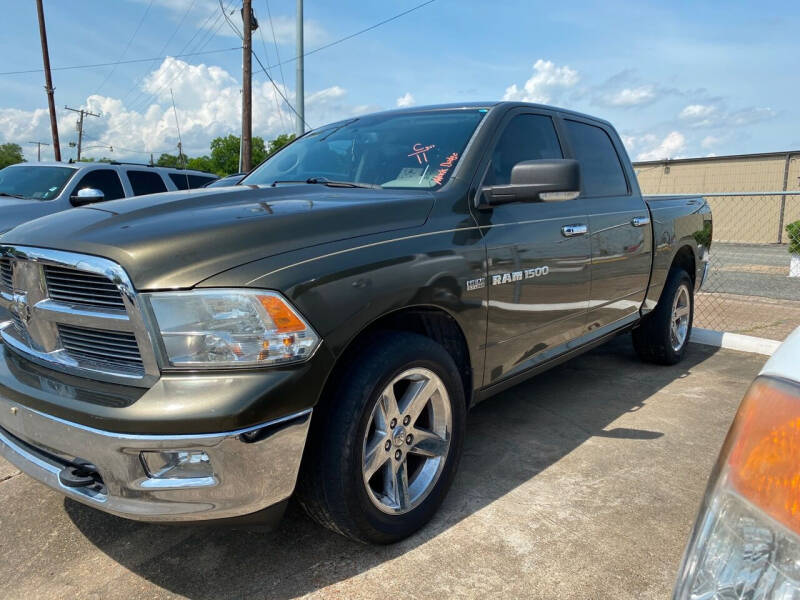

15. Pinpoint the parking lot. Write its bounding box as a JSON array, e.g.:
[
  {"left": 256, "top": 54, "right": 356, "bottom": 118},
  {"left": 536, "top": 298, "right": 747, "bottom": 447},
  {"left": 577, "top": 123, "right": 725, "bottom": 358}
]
[{"left": 0, "top": 337, "right": 767, "bottom": 600}]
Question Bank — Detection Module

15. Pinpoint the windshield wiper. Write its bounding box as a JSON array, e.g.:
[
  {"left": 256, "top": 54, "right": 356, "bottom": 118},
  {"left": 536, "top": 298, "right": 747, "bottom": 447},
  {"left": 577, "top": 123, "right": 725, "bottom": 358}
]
[
  {"left": 0, "top": 192, "right": 27, "bottom": 199},
  {"left": 271, "top": 177, "right": 381, "bottom": 190}
]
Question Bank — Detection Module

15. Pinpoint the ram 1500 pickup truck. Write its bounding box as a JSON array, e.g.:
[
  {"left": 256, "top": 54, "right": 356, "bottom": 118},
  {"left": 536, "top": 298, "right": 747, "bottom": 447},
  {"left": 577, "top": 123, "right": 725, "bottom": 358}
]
[{"left": 0, "top": 102, "right": 711, "bottom": 544}]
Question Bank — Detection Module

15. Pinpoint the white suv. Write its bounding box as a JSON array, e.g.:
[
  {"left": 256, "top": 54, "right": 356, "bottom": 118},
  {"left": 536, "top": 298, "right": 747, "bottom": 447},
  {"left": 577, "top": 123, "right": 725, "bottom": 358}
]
[{"left": 0, "top": 161, "right": 218, "bottom": 234}]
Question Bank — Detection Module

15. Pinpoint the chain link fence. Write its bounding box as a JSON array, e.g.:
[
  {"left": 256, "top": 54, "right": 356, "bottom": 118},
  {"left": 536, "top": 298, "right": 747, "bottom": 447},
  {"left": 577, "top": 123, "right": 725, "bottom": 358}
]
[
  {"left": 694, "top": 192, "right": 800, "bottom": 340},
  {"left": 635, "top": 154, "right": 800, "bottom": 341}
]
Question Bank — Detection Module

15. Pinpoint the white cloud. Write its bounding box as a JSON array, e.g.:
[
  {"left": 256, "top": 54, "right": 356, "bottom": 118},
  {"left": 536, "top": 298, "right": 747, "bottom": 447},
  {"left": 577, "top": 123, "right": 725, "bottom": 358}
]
[
  {"left": 396, "top": 92, "right": 415, "bottom": 108},
  {"left": 0, "top": 58, "right": 368, "bottom": 162},
  {"left": 145, "top": 0, "right": 328, "bottom": 46},
  {"left": 606, "top": 86, "right": 657, "bottom": 107},
  {"left": 678, "top": 103, "right": 775, "bottom": 130},
  {"left": 503, "top": 59, "right": 579, "bottom": 104},
  {"left": 701, "top": 135, "right": 720, "bottom": 149},
  {"left": 635, "top": 131, "right": 686, "bottom": 161},
  {"left": 620, "top": 134, "right": 636, "bottom": 151},
  {"left": 729, "top": 107, "right": 776, "bottom": 126},
  {"left": 679, "top": 104, "right": 717, "bottom": 120}
]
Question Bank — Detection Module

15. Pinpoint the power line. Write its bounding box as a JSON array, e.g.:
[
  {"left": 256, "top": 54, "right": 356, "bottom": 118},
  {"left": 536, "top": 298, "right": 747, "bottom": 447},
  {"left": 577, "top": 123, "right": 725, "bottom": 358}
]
[
  {"left": 27, "top": 140, "right": 49, "bottom": 161},
  {"left": 218, "top": 0, "right": 308, "bottom": 130},
  {"left": 65, "top": 106, "right": 101, "bottom": 161},
  {"left": 0, "top": 47, "right": 241, "bottom": 76},
  {"left": 94, "top": 0, "right": 155, "bottom": 95},
  {"left": 257, "top": 7, "right": 288, "bottom": 133},
  {"left": 264, "top": 0, "right": 288, "bottom": 97},
  {"left": 257, "top": 0, "right": 436, "bottom": 72},
  {"left": 127, "top": 4, "right": 233, "bottom": 113},
  {"left": 120, "top": 0, "right": 200, "bottom": 105},
  {"left": 252, "top": 48, "right": 310, "bottom": 130}
]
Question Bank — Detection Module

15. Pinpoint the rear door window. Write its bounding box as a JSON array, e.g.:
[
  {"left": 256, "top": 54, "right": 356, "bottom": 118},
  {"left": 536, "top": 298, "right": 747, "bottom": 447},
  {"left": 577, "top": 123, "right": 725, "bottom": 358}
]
[
  {"left": 563, "top": 120, "right": 628, "bottom": 197},
  {"left": 73, "top": 169, "right": 125, "bottom": 201},
  {"left": 169, "top": 173, "right": 216, "bottom": 190},
  {"left": 127, "top": 170, "right": 168, "bottom": 196}
]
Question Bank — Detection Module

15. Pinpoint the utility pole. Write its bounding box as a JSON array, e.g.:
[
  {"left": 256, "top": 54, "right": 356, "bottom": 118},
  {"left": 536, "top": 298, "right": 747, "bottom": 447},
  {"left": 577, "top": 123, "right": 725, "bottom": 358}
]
[
  {"left": 64, "top": 106, "right": 100, "bottom": 161},
  {"left": 27, "top": 141, "right": 50, "bottom": 161},
  {"left": 296, "top": 0, "right": 304, "bottom": 137},
  {"left": 240, "top": 0, "right": 258, "bottom": 173},
  {"left": 36, "top": 0, "right": 61, "bottom": 161}
]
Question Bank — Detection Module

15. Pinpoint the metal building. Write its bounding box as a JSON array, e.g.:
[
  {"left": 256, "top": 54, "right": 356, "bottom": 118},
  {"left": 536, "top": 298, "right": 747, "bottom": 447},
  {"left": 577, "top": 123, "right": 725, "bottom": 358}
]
[{"left": 634, "top": 151, "right": 800, "bottom": 244}]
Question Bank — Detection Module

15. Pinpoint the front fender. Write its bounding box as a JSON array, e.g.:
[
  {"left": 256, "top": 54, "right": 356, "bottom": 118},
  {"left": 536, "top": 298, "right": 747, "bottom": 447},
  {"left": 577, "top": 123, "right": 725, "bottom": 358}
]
[{"left": 199, "top": 223, "right": 488, "bottom": 399}]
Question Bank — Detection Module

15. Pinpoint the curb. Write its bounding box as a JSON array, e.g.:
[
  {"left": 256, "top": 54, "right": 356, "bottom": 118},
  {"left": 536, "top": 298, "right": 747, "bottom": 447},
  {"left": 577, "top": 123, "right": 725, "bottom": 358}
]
[{"left": 690, "top": 328, "right": 781, "bottom": 356}]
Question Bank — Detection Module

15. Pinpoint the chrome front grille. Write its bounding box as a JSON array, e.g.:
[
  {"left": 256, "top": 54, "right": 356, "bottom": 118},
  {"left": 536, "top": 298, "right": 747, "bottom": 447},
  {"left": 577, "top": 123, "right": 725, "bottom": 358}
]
[
  {"left": 0, "top": 245, "right": 158, "bottom": 386},
  {"left": 58, "top": 324, "right": 144, "bottom": 375},
  {"left": 0, "top": 258, "right": 12, "bottom": 293},
  {"left": 44, "top": 265, "right": 126, "bottom": 311}
]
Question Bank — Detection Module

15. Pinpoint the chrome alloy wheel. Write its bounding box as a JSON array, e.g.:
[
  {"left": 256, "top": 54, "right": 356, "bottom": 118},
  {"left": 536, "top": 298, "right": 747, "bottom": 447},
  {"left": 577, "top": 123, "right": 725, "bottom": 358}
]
[
  {"left": 670, "top": 283, "right": 691, "bottom": 352},
  {"left": 361, "top": 367, "right": 452, "bottom": 515}
]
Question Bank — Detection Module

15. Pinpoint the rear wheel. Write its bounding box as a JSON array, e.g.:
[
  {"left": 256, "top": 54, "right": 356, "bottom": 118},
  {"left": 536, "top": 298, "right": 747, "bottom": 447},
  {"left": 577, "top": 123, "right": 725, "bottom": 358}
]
[
  {"left": 297, "top": 332, "right": 466, "bottom": 544},
  {"left": 632, "top": 267, "right": 694, "bottom": 365}
]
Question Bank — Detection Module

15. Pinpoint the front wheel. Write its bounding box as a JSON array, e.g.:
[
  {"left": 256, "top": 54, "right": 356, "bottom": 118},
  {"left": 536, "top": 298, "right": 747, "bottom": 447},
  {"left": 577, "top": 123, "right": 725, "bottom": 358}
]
[
  {"left": 632, "top": 267, "right": 694, "bottom": 365},
  {"left": 296, "top": 332, "right": 466, "bottom": 544}
]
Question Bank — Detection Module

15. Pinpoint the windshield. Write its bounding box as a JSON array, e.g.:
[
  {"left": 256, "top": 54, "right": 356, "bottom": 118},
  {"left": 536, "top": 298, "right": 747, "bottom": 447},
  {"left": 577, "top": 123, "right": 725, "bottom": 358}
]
[
  {"left": 243, "top": 109, "right": 487, "bottom": 189},
  {"left": 205, "top": 175, "right": 243, "bottom": 188},
  {"left": 0, "top": 165, "right": 76, "bottom": 200}
]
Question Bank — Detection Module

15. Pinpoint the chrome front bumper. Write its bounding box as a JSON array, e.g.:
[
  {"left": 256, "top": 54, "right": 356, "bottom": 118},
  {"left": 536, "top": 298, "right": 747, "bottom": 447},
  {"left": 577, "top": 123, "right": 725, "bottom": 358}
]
[{"left": 0, "top": 395, "right": 311, "bottom": 522}]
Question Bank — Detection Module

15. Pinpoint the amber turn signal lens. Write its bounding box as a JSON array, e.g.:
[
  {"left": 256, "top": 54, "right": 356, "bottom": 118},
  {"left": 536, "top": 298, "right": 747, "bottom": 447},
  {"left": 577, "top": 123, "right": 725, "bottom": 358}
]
[
  {"left": 258, "top": 295, "right": 306, "bottom": 333},
  {"left": 728, "top": 378, "right": 800, "bottom": 535}
]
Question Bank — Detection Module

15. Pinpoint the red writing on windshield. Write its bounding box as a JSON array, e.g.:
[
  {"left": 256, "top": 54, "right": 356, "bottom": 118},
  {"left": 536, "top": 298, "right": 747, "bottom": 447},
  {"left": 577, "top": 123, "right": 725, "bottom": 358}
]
[
  {"left": 408, "top": 143, "right": 435, "bottom": 164},
  {"left": 432, "top": 152, "right": 459, "bottom": 185}
]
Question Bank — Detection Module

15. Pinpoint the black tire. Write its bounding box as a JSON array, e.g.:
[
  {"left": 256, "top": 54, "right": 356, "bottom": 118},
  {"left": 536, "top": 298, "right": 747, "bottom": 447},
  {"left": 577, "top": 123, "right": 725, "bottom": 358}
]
[
  {"left": 296, "top": 331, "right": 467, "bottom": 544},
  {"left": 632, "top": 267, "right": 694, "bottom": 365}
]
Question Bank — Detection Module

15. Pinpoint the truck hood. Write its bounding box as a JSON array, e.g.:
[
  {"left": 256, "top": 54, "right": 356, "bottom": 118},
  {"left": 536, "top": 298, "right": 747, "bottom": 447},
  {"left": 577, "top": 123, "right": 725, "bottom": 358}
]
[
  {"left": 0, "top": 185, "right": 435, "bottom": 289},
  {"left": 0, "top": 197, "right": 63, "bottom": 234}
]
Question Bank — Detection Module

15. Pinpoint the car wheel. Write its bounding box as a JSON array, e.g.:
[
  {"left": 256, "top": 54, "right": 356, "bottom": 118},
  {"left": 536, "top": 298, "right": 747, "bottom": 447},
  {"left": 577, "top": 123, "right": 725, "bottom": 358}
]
[
  {"left": 632, "top": 267, "right": 694, "bottom": 365},
  {"left": 297, "top": 331, "right": 466, "bottom": 544}
]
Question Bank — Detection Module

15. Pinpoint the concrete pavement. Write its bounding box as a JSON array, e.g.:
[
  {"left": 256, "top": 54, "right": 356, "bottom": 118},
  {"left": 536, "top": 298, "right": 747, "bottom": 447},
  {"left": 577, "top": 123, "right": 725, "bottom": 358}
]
[{"left": 0, "top": 337, "right": 768, "bottom": 599}]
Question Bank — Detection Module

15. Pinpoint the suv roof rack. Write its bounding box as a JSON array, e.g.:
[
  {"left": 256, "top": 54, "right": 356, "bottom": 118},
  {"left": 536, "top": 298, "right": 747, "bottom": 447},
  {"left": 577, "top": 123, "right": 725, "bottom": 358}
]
[{"left": 107, "top": 160, "right": 215, "bottom": 175}]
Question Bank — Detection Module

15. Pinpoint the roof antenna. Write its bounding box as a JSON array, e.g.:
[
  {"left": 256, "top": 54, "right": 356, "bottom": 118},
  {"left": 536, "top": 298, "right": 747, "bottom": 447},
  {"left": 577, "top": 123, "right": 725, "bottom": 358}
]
[{"left": 169, "top": 88, "right": 190, "bottom": 192}]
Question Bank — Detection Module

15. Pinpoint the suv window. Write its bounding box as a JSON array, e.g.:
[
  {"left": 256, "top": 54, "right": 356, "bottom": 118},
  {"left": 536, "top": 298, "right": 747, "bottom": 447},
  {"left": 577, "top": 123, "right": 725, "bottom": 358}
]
[
  {"left": 73, "top": 169, "right": 125, "bottom": 201},
  {"left": 484, "top": 114, "right": 563, "bottom": 186},
  {"left": 563, "top": 120, "right": 628, "bottom": 197},
  {"left": 169, "top": 173, "right": 216, "bottom": 190},
  {"left": 127, "top": 170, "right": 167, "bottom": 196}
]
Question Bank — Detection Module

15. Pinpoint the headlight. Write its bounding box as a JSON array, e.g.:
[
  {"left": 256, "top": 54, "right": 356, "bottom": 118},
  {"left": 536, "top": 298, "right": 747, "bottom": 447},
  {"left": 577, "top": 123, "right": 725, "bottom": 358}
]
[
  {"left": 143, "top": 289, "right": 320, "bottom": 368},
  {"left": 674, "top": 377, "right": 800, "bottom": 599}
]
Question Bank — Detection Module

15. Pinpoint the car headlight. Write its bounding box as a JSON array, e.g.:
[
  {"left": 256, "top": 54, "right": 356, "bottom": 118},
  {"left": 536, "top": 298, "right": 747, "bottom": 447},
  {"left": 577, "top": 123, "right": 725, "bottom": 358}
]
[
  {"left": 143, "top": 289, "right": 320, "bottom": 368},
  {"left": 674, "top": 377, "right": 800, "bottom": 599}
]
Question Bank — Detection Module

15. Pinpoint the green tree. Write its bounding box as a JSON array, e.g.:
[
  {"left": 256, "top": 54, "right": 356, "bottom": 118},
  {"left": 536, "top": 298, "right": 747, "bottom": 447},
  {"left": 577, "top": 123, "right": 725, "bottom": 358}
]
[
  {"left": 187, "top": 155, "right": 214, "bottom": 173},
  {"left": 208, "top": 135, "right": 272, "bottom": 175},
  {"left": 79, "top": 157, "right": 113, "bottom": 164},
  {"left": 0, "top": 143, "right": 25, "bottom": 169},
  {"left": 209, "top": 135, "right": 241, "bottom": 175},
  {"left": 156, "top": 153, "right": 188, "bottom": 169},
  {"left": 268, "top": 133, "right": 295, "bottom": 155}
]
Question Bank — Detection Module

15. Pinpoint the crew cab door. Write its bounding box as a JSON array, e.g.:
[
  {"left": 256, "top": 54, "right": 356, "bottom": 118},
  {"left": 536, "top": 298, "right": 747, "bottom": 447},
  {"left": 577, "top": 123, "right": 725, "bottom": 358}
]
[
  {"left": 560, "top": 118, "right": 652, "bottom": 331},
  {"left": 471, "top": 109, "right": 591, "bottom": 386}
]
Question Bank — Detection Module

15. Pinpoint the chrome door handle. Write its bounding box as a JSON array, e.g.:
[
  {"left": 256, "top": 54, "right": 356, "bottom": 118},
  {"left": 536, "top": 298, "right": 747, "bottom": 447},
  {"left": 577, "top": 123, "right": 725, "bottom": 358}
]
[
  {"left": 631, "top": 216, "right": 651, "bottom": 227},
  {"left": 561, "top": 224, "right": 588, "bottom": 237}
]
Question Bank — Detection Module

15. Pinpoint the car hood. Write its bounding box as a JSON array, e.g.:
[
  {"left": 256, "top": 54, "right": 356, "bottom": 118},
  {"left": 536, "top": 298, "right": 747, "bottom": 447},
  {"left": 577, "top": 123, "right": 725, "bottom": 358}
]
[
  {"left": 0, "top": 197, "right": 63, "bottom": 233},
  {"left": 0, "top": 185, "right": 435, "bottom": 290}
]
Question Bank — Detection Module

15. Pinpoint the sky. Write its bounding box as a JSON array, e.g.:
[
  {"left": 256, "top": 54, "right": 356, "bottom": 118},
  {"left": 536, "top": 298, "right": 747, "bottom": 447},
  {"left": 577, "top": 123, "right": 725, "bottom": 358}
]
[{"left": 1, "top": 0, "right": 797, "bottom": 163}]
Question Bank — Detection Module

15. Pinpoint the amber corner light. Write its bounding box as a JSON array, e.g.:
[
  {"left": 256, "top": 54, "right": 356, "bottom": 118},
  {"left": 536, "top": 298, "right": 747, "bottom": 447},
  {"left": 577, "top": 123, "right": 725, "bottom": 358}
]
[
  {"left": 258, "top": 295, "right": 307, "bottom": 333},
  {"left": 728, "top": 378, "right": 800, "bottom": 535}
]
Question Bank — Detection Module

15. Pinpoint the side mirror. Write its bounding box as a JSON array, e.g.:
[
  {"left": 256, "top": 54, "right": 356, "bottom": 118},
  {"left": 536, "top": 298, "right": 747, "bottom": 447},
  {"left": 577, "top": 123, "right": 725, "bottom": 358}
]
[
  {"left": 70, "top": 187, "right": 105, "bottom": 206},
  {"left": 480, "top": 159, "right": 581, "bottom": 207}
]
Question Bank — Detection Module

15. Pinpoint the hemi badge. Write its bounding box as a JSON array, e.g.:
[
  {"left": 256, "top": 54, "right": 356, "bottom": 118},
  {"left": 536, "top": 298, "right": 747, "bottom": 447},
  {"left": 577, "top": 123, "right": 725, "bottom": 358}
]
[{"left": 466, "top": 278, "right": 486, "bottom": 291}]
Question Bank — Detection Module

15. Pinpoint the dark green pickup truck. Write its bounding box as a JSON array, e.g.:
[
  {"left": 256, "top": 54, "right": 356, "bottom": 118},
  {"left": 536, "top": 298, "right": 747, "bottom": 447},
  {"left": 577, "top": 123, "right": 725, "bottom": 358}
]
[{"left": 0, "top": 102, "right": 711, "bottom": 543}]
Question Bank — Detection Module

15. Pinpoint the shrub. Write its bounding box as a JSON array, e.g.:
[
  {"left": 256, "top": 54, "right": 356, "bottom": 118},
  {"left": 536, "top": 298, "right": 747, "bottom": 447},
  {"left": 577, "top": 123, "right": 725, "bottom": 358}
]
[{"left": 787, "top": 220, "right": 800, "bottom": 255}]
